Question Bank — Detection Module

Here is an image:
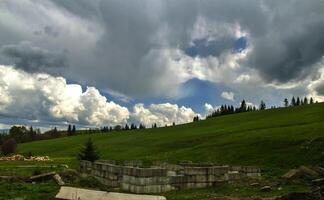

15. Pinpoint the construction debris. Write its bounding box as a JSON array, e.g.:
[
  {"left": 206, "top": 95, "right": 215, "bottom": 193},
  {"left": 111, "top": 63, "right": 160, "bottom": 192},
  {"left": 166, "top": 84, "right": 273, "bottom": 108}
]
[
  {"left": 0, "top": 154, "right": 50, "bottom": 161},
  {"left": 282, "top": 166, "right": 321, "bottom": 180},
  {"left": 55, "top": 186, "right": 167, "bottom": 200},
  {"left": 53, "top": 174, "right": 65, "bottom": 186},
  {"left": 29, "top": 171, "right": 56, "bottom": 182}
]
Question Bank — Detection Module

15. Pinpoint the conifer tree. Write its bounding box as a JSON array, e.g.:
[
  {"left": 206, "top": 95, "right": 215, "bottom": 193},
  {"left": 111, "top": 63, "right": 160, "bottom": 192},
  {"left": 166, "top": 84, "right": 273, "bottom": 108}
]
[
  {"left": 78, "top": 138, "right": 99, "bottom": 162},
  {"left": 284, "top": 98, "right": 289, "bottom": 107},
  {"left": 72, "top": 125, "right": 76, "bottom": 134},
  {"left": 304, "top": 97, "right": 308, "bottom": 105},
  {"left": 193, "top": 116, "right": 199, "bottom": 122},
  {"left": 296, "top": 97, "right": 300, "bottom": 106},
  {"left": 310, "top": 97, "right": 314, "bottom": 104},
  {"left": 67, "top": 124, "right": 72, "bottom": 136},
  {"left": 53, "top": 127, "right": 59, "bottom": 138},
  {"left": 291, "top": 96, "right": 296, "bottom": 106},
  {"left": 259, "top": 100, "right": 266, "bottom": 110},
  {"left": 240, "top": 100, "right": 247, "bottom": 112}
]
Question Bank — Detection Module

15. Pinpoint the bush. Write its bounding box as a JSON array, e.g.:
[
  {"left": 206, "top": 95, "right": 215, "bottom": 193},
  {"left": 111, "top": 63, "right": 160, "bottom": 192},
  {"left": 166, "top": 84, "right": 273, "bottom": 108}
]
[{"left": 1, "top": 138, "right": 17, "bottom": 155}]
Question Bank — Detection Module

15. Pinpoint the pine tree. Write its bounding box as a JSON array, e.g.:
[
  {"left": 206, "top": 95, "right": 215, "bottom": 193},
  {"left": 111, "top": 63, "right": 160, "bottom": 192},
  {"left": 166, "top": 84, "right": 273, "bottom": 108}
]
[
  {"left": 53, "top": 127, "right": 59, "bottom": 138},
  {"left": 291, "top": 97, "right": 296, "bottom": 106},
  {"left": 78, "top": 138, "right": 99, "bottom": 162},
  {"left": 296, "top": 97, "right": 300, "bottom": 106},
  {"left": 125, "top": 124, "right": 129, "bottom": 130},
  {"left": 193, "top": 116, "right": 199, "bottom": 122},
  {"left": 304, "top": 97, "right": 308, "bottom": 105},
  {"left": 240, "top": 100, "right": 247, "bottom": 112},
  {"left": 72, "top": 125, "right": 76, "bottom": 134},
  {"left": 310, "top": 97, "right": 314, "bottom": 104},
  {"left": 259, "top": 100, "right": 266, "bottom": 110},
  {"left": 139, "top": 124, "right": 146, "bottom": 129},
  {"left": 284, "top": 98, "right": 289, "bottom": 107},
  {"left": 130, "top": 124, "right": 137, "bottom": 130},
  {"left": 29, "top": 126, "right": 36, "bottom": 141},
  {"left": 67, "top": 124, "right": 72, "bottom": 136}
]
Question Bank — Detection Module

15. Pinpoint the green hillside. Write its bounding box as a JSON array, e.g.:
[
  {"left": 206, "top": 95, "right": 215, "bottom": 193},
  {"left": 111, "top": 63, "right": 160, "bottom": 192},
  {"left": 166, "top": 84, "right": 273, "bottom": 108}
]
[{"left": 18, "top": 103, "right": 324, "bottom": 172}]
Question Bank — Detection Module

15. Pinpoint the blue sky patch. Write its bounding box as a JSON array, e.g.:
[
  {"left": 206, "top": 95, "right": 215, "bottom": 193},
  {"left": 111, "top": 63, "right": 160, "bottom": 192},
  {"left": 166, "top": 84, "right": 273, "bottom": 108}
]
[{"left": 185, "top": 37, "right": 247, "bottom": 58}]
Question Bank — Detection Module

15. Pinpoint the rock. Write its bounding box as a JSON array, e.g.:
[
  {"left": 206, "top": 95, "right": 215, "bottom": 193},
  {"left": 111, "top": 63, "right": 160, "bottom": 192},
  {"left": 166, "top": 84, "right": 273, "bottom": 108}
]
[
  {"left": 260, "top": 186, "right": 272, "bottom": 192},
  {"left": 282, "top": 169, "right": 301, "bottom": 180},
  {"left": 312, "top": 167, "right": 324, "bottom": 176},
  {"left": 53, "top": 174, "right": 65, "bottom": 186},
  {"left": 312, "top": 178, "right": 324, "bottom": 186},
  {"left": 299, "top": 166, "right": 319, "bottom": 179},
  {"left": 282, "top": 166, "right": 320, "bottom": 180},
  {"left": 250, "top": 182, "right": 260, "bottom": 187}
]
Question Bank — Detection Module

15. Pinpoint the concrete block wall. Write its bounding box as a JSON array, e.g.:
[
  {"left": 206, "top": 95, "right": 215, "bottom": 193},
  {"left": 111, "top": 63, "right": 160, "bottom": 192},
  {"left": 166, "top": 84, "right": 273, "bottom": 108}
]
[{"left": 79, "top": 160, "right": 261, "bottom": 194}]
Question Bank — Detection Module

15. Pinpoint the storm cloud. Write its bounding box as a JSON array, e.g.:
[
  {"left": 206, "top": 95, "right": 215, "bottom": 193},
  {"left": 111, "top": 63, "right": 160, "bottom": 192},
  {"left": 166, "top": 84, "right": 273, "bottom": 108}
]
[
  {"left": 1, "top": 0, "right": 323, "bottom": 96},
  {"left": 1, "top": 42, "right": 67, "bottom": 72},
  {"left": 0, "top": 0, "right": 323, "bottom": 127}
]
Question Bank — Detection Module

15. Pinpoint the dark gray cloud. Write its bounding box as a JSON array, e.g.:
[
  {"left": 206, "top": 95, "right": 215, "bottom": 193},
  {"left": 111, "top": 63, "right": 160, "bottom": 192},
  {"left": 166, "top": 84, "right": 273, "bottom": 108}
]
[
  {"left": 0, "top": 42, "right": 68, "bottom": 72},
  {"left": 245, "top": 1, "right": 324, "bottom": 83},
  {"left": 44, "top": 26, "right": 59, "bottom": 38},
  {"left": 52, "top": 0, "right": 324, "bottom": 87},
  {"left": 0, "top": 0, "right": 324, "bottom": 98}
]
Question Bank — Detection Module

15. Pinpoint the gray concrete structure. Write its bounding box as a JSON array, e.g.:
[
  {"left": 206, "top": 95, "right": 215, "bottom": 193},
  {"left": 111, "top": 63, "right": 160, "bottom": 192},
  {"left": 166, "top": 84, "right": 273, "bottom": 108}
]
[
  {"left": 55, "top": 186, "right": 166, "bottom": 200},
  {"left": 79, "top": 160, "right": 261, "bottom": 194}
]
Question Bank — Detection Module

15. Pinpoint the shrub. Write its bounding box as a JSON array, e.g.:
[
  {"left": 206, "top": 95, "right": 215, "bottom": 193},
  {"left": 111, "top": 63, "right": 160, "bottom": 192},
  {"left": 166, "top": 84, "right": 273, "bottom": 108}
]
[{"left": 1, "top": 138, "right": 17, "bottom": 155}]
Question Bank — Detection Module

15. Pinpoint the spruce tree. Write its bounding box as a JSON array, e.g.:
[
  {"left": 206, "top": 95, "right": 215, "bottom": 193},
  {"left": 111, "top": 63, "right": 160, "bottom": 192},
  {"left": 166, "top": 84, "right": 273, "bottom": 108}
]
[
  {"left": 67, "top": 124, "right": 72, "bottom": 136},
  {"left": 53, "top": 127, "right": 59, "bottom": 138},
  {"left": 259, "top": 100, "right": 266, "bottom": 110},
  {"left": 310, "top": 97, "right": 314, "bottom": 104},
  {"left": 240, "top": 100, "right": 247, "bottom": 112},
  {"left": 304, "top": 97, "right": 308, "bottom": 105},
  {"left": 284, "top": 98, "right": 289, "bottom": 107},
  {"left": 78, "top": 138, "right": 99, "bottom": 162},
  {"left": 72, "top": 125, "right": 76, "bottom": 134},
  {"left": 296, "top": 97, "right": 300, "bottom": 106},
  {"left": 291, "top": 97, "right": 296, "bottom": 106}
]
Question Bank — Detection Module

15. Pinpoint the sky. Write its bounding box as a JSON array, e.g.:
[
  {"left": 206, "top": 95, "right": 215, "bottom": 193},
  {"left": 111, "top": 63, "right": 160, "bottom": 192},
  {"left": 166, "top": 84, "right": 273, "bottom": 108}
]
[{"left": 0, "top": 0, "right": 324, "bottom": 130}]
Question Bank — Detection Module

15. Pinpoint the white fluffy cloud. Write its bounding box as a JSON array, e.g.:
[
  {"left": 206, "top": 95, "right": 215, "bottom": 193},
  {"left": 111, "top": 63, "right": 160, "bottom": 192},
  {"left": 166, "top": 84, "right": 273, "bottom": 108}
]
[
  {"left": 0, "top": 65, "right": 129, "bottom": 126},
  {"left": 221, "top": 91, "right": 235, "bottom": 101},
  {"left": 203, "top": 103, "right": 220, "bottom": 116},
  {"left": 130, "top": 103, "right": 198, "bottom": 127},
  {"left": 0, "top": 65, "right": 199, "bottom": 127}
]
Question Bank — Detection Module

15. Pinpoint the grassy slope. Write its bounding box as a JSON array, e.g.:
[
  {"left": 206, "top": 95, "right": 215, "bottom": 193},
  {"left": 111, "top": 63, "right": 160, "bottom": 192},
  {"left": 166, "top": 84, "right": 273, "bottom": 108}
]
[{"left": 18, "top": 103, "right": 324, "bottom": 171}]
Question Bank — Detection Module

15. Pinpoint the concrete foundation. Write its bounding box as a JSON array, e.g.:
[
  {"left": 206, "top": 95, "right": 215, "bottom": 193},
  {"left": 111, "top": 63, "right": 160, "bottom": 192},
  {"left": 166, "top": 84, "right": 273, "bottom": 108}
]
[{"left": 79, "top": 160, "right": 261, "bottom": 194}]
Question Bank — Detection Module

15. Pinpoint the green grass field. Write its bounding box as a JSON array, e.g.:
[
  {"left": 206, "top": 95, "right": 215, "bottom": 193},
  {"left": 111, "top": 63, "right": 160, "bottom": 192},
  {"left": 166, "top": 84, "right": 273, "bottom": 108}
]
[
  {"left": 2, "top": 103, "right": 323, "bottom": 200},
  {"left": 16, "top": 103, "right": 324, "bottom": 173}
]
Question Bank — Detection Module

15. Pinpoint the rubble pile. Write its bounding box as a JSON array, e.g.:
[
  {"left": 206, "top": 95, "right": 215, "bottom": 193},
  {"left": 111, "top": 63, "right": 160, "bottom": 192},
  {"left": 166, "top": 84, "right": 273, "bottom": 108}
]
[{"left": 0, "top": 154, "right": 50, "bottom": 161}]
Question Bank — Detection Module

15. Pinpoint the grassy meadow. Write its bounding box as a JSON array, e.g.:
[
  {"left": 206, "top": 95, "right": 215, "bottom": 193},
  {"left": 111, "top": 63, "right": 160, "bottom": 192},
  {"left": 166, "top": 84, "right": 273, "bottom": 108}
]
[
  {"left": 1, "top": 103, "right": 323, "bottom": 199},
  {"left": 17, "top": 103, "right": 324, "bottom": 172}
]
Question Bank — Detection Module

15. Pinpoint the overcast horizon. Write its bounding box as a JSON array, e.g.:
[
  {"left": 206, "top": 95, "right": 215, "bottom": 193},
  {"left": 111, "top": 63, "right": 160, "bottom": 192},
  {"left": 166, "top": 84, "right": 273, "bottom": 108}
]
[{"left": 0, "top": 0, "right": 324, "bottom": 130}]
